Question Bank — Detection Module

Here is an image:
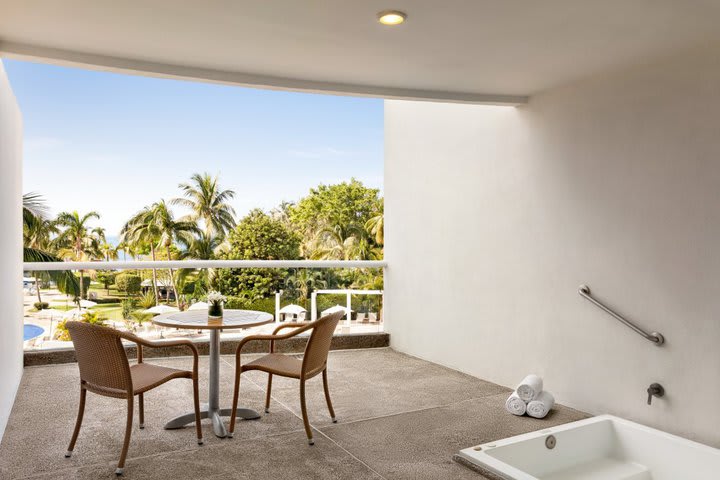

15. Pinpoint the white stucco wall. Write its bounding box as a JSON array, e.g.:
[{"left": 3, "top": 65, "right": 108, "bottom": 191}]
[
  {"left": 0, "top": 61, "right": 23, "bottom": 440},
  {"left": 385, "top": 43, "right": 720, "bottom": 447}
]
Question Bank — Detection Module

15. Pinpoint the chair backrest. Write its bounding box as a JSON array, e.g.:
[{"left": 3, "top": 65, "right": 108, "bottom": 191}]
[
  {"left": 302, "top": 311, "right": 344, "bottom": 377},
  {"left": 66, "top": 321, "right": 132, "bottom": 396}
]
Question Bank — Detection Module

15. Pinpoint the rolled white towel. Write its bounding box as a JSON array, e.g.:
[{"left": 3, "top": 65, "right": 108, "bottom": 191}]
[
  {"left": 527, "top": 391, "right": 555, "bottom": 419},
  {"left": 517, "top": 374, "right": 543, "bottom": 402},
  {"left": 505, "top": 391, "right": 527, "bottom": 416}
]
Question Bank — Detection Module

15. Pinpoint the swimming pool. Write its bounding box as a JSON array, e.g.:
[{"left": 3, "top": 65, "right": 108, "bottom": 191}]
[{"left": 23, "top": 324, "right": 45, "bottom": 341}]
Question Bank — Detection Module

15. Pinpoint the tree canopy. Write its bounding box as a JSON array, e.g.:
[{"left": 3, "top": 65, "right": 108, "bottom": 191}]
[
  {"left": 214, "top": 209, "right": 301, "bottom": 299},
  {"left": 290, "top": 178, "right": 382, "bottom": 234}
]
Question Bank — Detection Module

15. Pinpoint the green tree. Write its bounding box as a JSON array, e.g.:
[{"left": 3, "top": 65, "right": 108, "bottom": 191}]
[
  {"left": 23, "top": 203, "right": 59, "bottom": 304},
  {"left": 116, "top": 273, "right": 142, "bottom": 296},
  {"left": 172, "top": 172, "right": 237, "bottom": 237},
  {"left": 95, "top": 270, "right": 117, "bottom": 294},
  {"left": 149, "top": 200, "right": 197, "bottom": 306},
  {"left": 22, "top": 193, "right": 80, "bottom": 299},
  {"left": 290, "top": 179, "right": 383, "bottom": 259},
  {"left": 290, "top": 179, "right": 381, "bottom": 234},
  {"left": 365, "top": 211, "right": 384, "bottom": 245},
  {"left": 285, "top": 269, "right": 327, "bottom": 308},
  {"left": 54, "top": 210, "right": 103, "bottom": 299},
  {"left": 122, "top": 201, "right": 197, "bottom": 305},
  {"left": 177, "top": 231, "right": 223, "bottom": 296},
  {"left": 215, "top": 210, "right": 300, "bottom": 299},
  {"left": 99, "top": 241, "right": 119, "bottom": 262}
]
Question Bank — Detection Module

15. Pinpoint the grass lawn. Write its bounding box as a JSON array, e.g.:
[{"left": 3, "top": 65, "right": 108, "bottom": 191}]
[
  {"left": 50, "top": 302, "right": 124, "bottom": 321},
  {"left": 91, "top": 303, "right": 124, "bottom": 321},
  {"left": 50, "top": 305, "right": 74, "bottom": 312},
  {"left": 88, "top": 283, "right": 125, "bottom": 301}
]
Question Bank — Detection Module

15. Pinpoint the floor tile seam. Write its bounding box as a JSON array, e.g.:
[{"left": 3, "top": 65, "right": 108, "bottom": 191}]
[
  {"left": 318, "top": 394, "right": 507, "bottom": 431},
  {"left": 313, "top": 428, "right": 389, "bottom": 480}
]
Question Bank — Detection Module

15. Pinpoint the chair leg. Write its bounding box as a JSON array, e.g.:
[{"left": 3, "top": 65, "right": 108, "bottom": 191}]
[
  {"left": 228, "top": 368, "right": 242, "bottom": 437},
  {"left": 299, "top": 380, "right": 313, "bottom": 445},
  {"left": 193, "top": 376, "right": 203, "bottom": 445},
  {"left": 138, "top": 393, "right": 144, "bottom": 429},
  {"left": 116, "top": 396, "right": 134, "bottom": 476},
  {"left": 65, "top": 386, "right": 87, "bottom": 457},
  {"left": 322, "top": 369, "right": 337, "bottom": 423},
  {"left": 264, "top": 374, "right": 273, "bottom": 413}
]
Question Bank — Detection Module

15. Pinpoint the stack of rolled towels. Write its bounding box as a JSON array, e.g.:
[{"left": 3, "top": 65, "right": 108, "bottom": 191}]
[{"left": 505, "top": 374, "right": 554, "bottom": 419}]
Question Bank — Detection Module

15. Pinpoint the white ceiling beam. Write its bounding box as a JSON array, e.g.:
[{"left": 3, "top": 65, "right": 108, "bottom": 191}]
[{"left": 0, "top": 41, "right": 528, "bottom": 106}]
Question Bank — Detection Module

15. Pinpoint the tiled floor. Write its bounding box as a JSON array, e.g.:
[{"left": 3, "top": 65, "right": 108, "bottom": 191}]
[{"left": 0, "top": 348, "right": 587, "bottom": 479}]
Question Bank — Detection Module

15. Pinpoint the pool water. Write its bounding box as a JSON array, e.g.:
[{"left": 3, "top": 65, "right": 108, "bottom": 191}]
[{"left": 23, "top": 324, "right": 44, "bottom": 341}]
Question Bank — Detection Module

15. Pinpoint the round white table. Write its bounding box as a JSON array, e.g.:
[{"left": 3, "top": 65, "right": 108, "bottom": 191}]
[{"left": 153, "top": 309, "right": 273, "bottom": 438}]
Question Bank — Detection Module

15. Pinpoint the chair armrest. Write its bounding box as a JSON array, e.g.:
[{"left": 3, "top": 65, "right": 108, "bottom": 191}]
[
  {"left": 272, "top": 322, "right": 307, "bottom": 335},
  {"left": 236, "top": 322, "right": 315, "bottom": 360},
  {"left": 117, "top": 331, "right": 199, "bottom": 371}
]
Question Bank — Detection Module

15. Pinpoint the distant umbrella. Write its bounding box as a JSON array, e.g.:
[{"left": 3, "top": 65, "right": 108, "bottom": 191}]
[
  {"left": 144, "top": 305, "right": 180, "bottom": 315},
  {"left": 279, "top": 304, "right": 307, "bottom": 315},
  {"left": 321, "top": 305, "right": 351, "bottom": 316},
  {"left": 188, "top": 301, "right": 209, "bottom": 311},
  {"left": 78, "top": 299, "right": 97, "bottom": 308}
]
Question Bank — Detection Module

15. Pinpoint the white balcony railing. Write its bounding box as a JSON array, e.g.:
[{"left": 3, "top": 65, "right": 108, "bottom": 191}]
[
  {"left": 22, "top": 259, "right": 387, "bottom": 351},
  {"left": 23, "top": 259, "right": 387, "bottom": 271}
]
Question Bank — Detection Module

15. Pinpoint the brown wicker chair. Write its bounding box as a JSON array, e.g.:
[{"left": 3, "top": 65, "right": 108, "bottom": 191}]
[
  {"left": 64, "top": 321, "right": 202, "bottom": 476},
  {"left": 228, "top": 311, "right": 344, "bottom": 444}
]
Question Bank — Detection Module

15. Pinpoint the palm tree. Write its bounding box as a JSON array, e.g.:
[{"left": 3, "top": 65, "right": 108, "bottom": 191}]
[
  {"left": 23, "top": 197, "right": 64, "bottom": 304},
  {"left": 22, "top": 192, "right": 49, "bottom": 228},
  {"left": 122, "top": 208, "right": 160, "bottom": 303},
  {"left": 123, "top": 201, "right": 197, "bottom": 306},
  {"left": 270, "top": 201, "right": 294, "bottom": 225},
  {"left": 151, "top": 200, "right": 198, "bottom": 306},
  {"left": 23, "top": 194, "right": 80, "bottom": 298},
  {"left": 54, "top": 210, "right": 102, "bottom": 299},
  {"left": 99, "top": 241, "right": 119, "bottom": 262},
  {"left": 365, "top": 212, "right": 384, "bottom": 245},
  {"left": 173, "top": 172, "right": 237, "bottom": 237},
  {"left": 177, "top": 231, "right": 223, "bottom": 296},
  {"left": 285, "top": 269, "right": 327, "bottom": 307},
  {"left": 309, "top": 223, "right": 377, "bottom": 260}
]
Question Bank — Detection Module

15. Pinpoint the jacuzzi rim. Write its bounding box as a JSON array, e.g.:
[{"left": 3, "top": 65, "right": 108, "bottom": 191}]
[{"left": 457, "top": 414, "right": 720, "bottom": 480}]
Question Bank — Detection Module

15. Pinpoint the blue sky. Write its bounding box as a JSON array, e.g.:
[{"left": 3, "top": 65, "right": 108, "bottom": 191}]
[{"left": 5, "top": 60, "right": 383, "bottom": 237}]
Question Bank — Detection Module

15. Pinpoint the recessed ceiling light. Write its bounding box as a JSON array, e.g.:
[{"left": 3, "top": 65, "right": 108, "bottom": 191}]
[{"left": 377, "top": 10, "right": 406, "bottom": 26}]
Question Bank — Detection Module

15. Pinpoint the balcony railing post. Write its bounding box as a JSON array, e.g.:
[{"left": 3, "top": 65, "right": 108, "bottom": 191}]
[
  {"left": 311, "top": 292, "right": 317, "bottom": 321},
  {"left": 274, "top": 291, "right": 281, "bottom": 323},
  {"left": 346, "top": 290, "right": 352, "bottom": 327}
]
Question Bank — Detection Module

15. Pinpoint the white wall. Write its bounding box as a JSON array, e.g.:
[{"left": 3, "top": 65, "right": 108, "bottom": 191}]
[
  {"left": 0, "top": 61, "right": 23, "bottom": 440},
  {"left": 385, "top": 43, "right": 720, "bottom": 448}
]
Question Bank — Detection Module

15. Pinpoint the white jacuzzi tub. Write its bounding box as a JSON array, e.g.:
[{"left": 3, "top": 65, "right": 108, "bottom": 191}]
[{"left": 457, "top": 415, "right": 720, "bottom": 480}]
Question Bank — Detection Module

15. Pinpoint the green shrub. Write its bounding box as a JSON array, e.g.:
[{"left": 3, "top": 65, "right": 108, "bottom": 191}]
[
  {"left": 138, "top": 291, "right": 156, "bottom": 309},
  {"left": 33, "top": 301, "right": 49, "bottom": 310},
  {"left": 54, "top": 310, "right": 108, "bottom": 341},
  {"left": 92, "top": 297, "right": 122, "bottom": 304},
  {"left": 225, "top": 296, "right": 276, "bottom": 315},
  {"left": 116, "top": 273, "right": 142, "bottom": 295},
  {"left": 121, "top": 298, "right": 136, "bottom": 320},
  {"left": 95, "top": 271, "right": 118, "bottom": 291},
  {"left": 131, "top": 311, "right": 153, "bottom": 326}
]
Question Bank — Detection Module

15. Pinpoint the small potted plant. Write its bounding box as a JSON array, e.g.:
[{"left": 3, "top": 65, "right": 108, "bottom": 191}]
[{"left": 207, "top": 291, "right": 226, "bottom": 319}]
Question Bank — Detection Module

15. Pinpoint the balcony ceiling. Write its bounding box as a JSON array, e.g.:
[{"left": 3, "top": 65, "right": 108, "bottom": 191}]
[{"left": 2, "top": 0, "right": 720, "bottom": 103}]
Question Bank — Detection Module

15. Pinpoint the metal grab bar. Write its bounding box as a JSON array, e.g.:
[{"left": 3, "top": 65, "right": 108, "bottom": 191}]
[{"left": 578, "top": 285, "right": 665, "bottom": 346}]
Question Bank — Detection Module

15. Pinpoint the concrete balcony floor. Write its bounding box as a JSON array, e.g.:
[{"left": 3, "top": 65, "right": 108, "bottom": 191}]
[{"left": 0, "top": 348, "right": 586, "bottom": 479}]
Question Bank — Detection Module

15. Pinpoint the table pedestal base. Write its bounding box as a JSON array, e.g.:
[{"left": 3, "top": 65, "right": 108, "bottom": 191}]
[{"left": 164, "top": 405, "right": 261, "bottom": 438}]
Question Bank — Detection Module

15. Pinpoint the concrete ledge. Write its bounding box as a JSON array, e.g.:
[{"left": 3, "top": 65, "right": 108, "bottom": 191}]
[{"left": 23, "top": 332, "right": 390, "bottom": 366}]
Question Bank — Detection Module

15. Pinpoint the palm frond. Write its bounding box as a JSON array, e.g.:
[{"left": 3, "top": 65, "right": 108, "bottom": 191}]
[{"left": 23, "top": 247, "right": 80, "bottom": 297}]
